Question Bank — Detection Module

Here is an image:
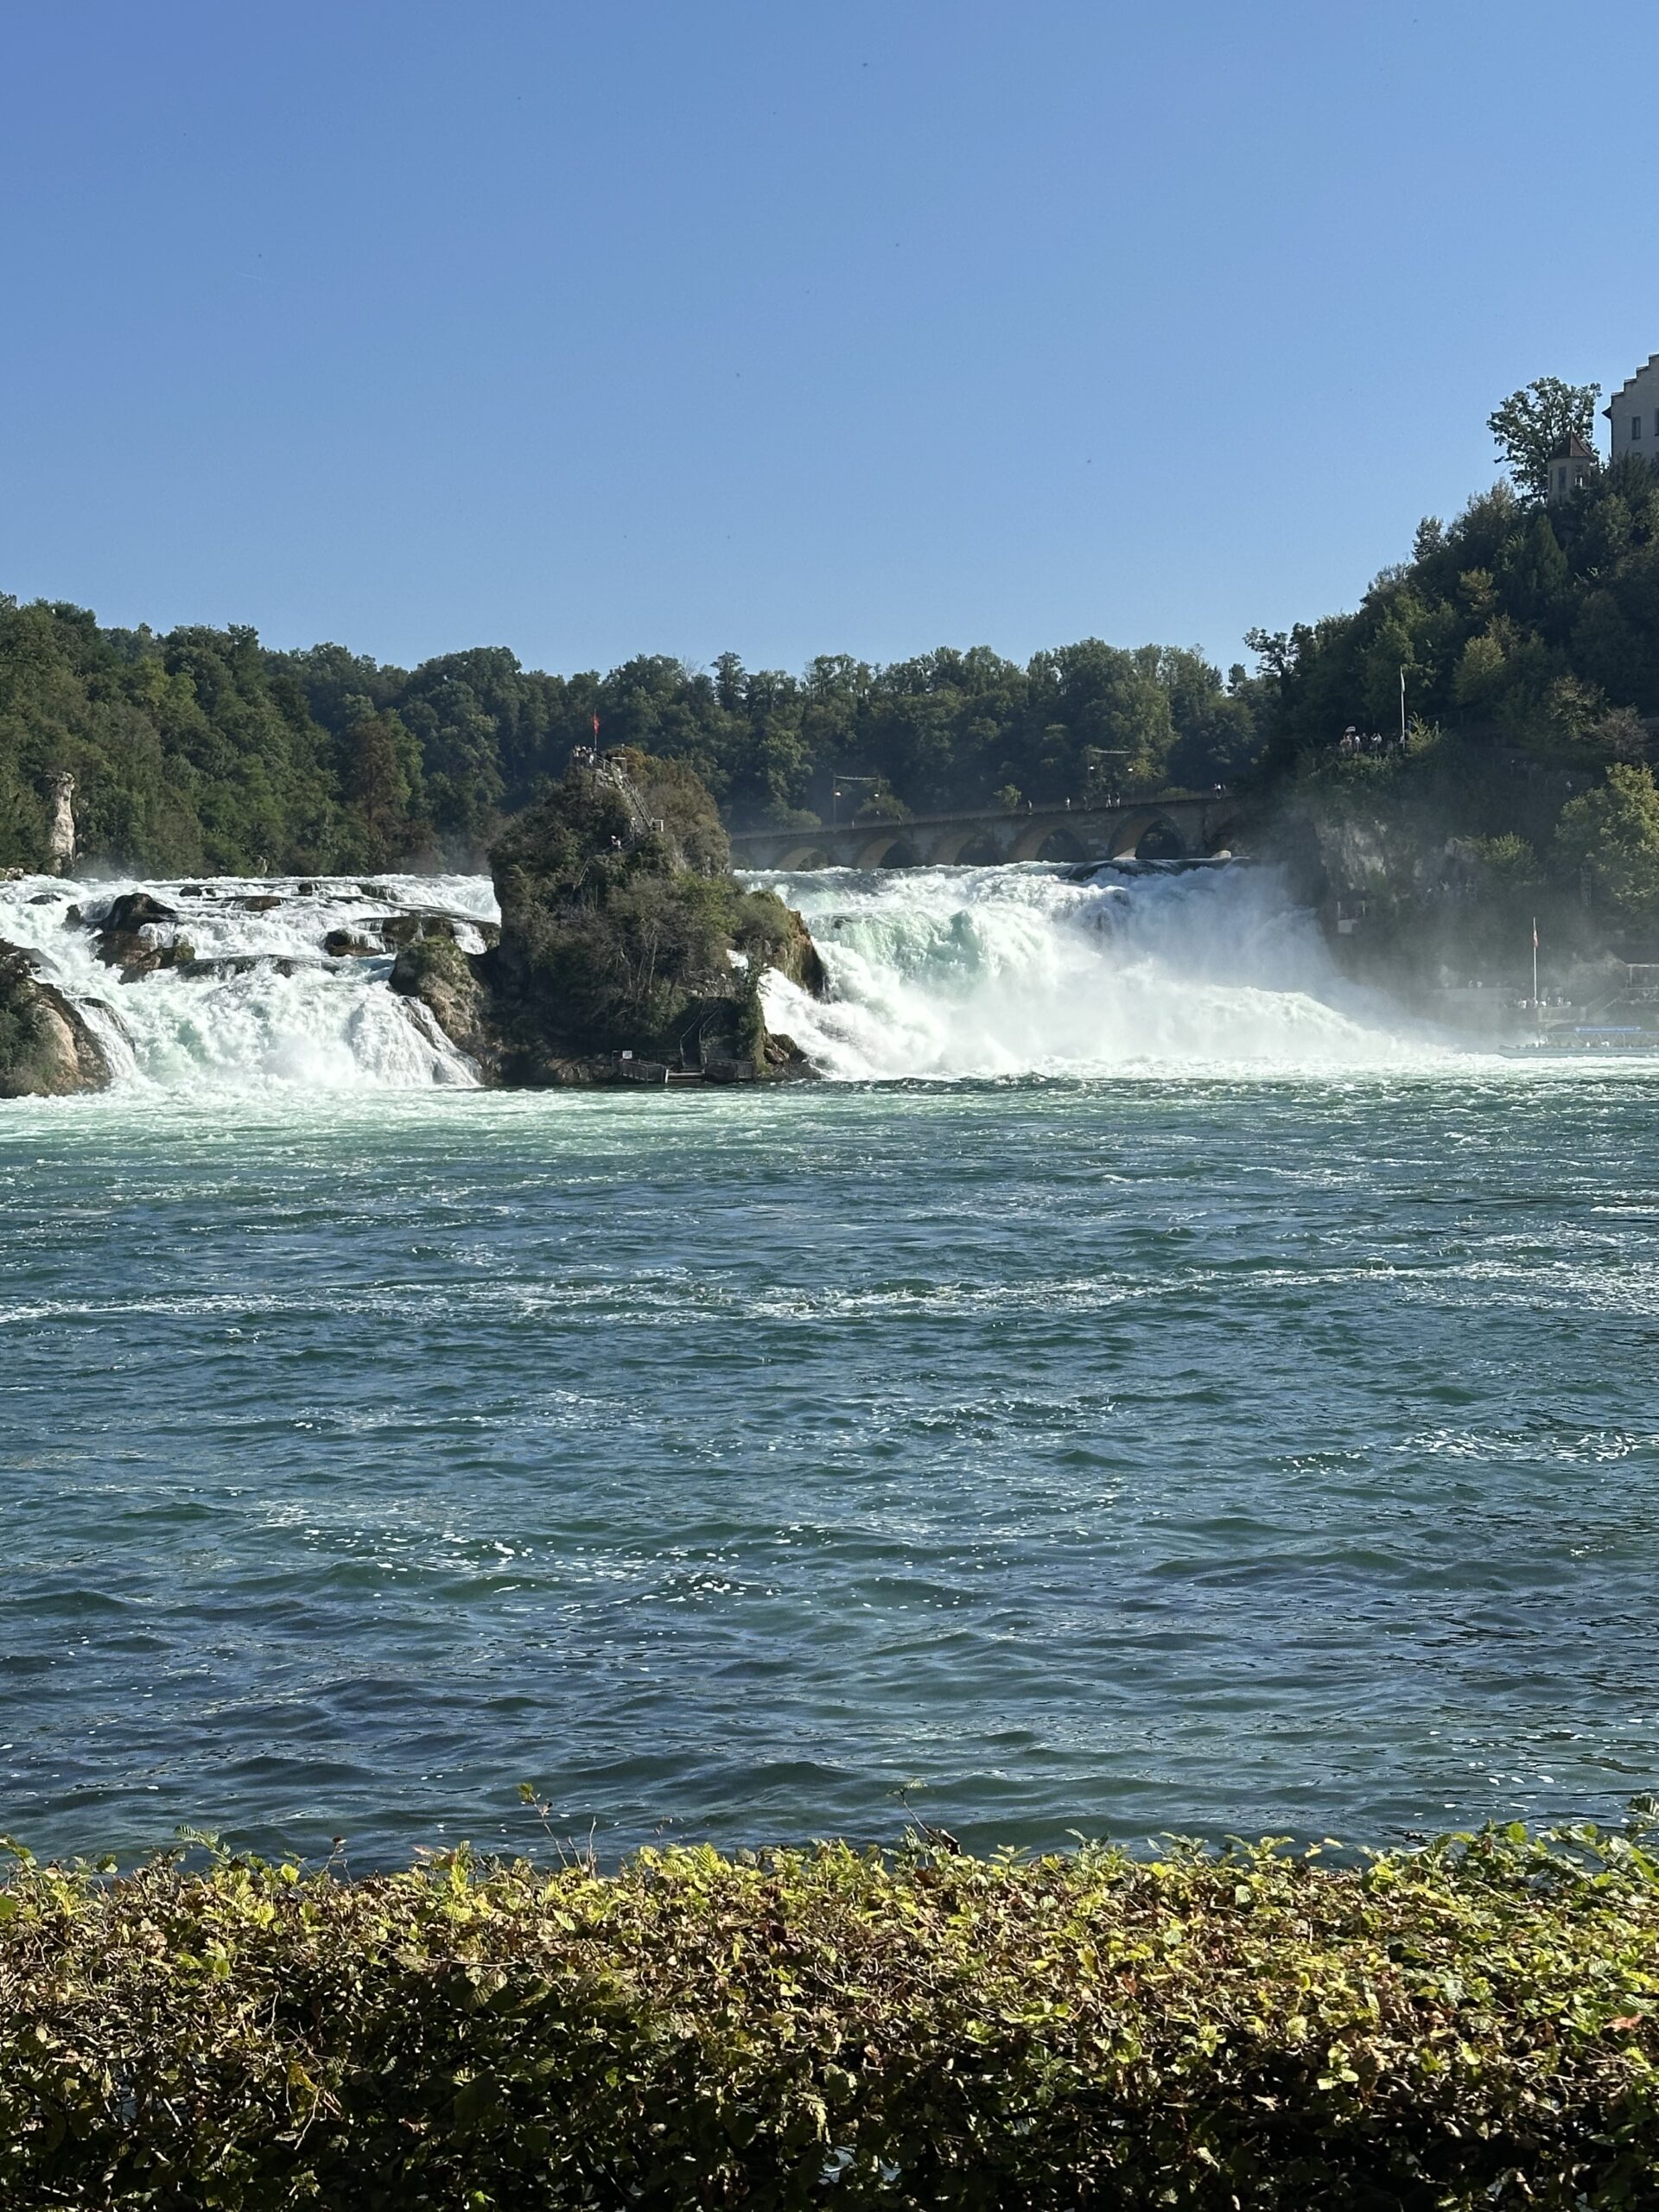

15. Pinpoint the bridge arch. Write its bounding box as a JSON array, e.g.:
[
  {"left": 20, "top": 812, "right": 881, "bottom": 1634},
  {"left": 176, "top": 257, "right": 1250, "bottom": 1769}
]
[
  {"left": 856, "top": 832, "right": 922, "bottom": 869},
  {"left": 928, "top": 826, "right": 1007, "bottom": 865},
  {"left": 1105, "top": 810, "right": 1188, "bottom": 861},
  {"left": 1010, "top": 821, "right": 1091, "bottom": 861},
  {"left": 772, "top": 842, "right": 834, "bottom": 870}
]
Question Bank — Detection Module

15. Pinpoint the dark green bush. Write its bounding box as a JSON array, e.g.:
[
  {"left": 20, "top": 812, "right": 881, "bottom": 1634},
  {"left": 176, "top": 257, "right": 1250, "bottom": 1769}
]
[{"left": 3, "top": 1825, "right": 1659, "bottom": 2209}]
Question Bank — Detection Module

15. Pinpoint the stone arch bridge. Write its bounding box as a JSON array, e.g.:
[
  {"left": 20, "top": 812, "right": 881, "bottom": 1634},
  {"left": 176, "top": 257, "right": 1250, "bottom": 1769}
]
[{"left": 728, "top": 792, "right": 1248, "bottom": 873}]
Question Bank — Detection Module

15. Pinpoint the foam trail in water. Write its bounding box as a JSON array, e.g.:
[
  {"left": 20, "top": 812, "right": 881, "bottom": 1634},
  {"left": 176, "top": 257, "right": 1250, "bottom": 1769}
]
[
  {"left": 0, "top": 874, "right": 498, "bottom": 1094},
  {"left": 750, "top": 861, "right": 1423, "bottom": 1078}
]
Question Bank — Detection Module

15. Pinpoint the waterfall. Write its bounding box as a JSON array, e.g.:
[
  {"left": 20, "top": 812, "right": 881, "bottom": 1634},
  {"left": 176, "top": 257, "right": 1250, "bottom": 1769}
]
[
  {"left": 1, "top": 858, "right": 1421, "bottom": 1095},
  {"left": 0, "top": 874, "right": 494, "bottom": 1093},
  {"left": 751, "top": 861, "right": 1421, "bottom": 1078}
]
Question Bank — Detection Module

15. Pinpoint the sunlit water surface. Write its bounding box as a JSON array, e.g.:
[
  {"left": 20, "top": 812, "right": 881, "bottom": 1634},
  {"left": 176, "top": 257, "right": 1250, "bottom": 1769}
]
[{"left": 3, "top": 1071, "right": 1658, "bottom": 1862}]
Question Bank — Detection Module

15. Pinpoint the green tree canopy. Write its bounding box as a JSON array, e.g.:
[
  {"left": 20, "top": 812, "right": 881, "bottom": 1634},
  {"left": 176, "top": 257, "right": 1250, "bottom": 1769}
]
[
  {"left": 0, "top": 595, "right": 1261, "bottom": 874},
  {"left": 1488, "top": 376, "right": 1602, "bottom": 500},
  {"left": 1249, "top": 458, "right": 1659, "bottom": 772},
  {"left": 1554, "top": 761, "right": 1659, "bottom": 921}
]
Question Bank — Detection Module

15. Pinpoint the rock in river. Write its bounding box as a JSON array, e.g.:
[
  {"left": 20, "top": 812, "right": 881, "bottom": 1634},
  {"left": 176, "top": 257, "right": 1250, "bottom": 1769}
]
[
  {"left": 95, "top": 892, "right": 195, "bottom": 979},
  {"left": 0, "top": 943, "right": 111, "bottom": 1097}
]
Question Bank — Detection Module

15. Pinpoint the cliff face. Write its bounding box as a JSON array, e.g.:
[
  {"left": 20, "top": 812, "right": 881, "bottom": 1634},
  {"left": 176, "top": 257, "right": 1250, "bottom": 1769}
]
[
  {"left": 393, "top": 750, "right": 824, "bottom": 1085},
  {"left": 1255, "top": 739, "right": 1630, "bottom": 1006},
  {"left": 0, "top": 944, "right": 111, "bottom": 1097}
]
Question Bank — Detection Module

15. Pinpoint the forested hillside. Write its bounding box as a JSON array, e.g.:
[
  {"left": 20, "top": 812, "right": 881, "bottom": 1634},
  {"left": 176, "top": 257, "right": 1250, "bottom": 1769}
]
[
  {"left": 1236, "top": 446, "right": 1659, "bottom": 942},
  {"left": 1250, "top": 454, "right": 1659, "bottom": 771},
  {"left": 10, "top": 440, "right": 1659, "bottom": 881},
  {"left": 0, "top": 599, "right": 1258, "bottom": 875}
]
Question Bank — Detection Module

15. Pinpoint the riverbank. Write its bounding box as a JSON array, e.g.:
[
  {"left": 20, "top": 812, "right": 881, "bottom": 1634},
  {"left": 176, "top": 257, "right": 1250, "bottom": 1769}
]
[{"left": 4, "top": 1822, "right": 1656, "bottom": 2207}]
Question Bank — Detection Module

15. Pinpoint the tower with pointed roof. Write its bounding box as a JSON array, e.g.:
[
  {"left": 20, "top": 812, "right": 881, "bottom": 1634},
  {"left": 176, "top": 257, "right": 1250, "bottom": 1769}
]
[{"left": 1545, "top": 433, "right": 1598, "bottom": 503}]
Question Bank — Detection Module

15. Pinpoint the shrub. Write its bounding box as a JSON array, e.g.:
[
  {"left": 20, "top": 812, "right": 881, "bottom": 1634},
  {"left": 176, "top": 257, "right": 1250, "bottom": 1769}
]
[{"left": 3, "top": 1822, "right": 1659, "bottom": 2207}]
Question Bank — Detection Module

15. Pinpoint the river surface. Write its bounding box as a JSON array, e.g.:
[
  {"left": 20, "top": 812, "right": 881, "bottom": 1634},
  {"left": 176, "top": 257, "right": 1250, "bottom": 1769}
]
[{"left": 2, "top": 865, "right": 1656, "bottom": 1862}]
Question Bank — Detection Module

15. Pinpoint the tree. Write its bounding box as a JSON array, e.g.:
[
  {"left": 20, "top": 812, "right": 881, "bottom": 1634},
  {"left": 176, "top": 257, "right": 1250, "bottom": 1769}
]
[
  {"left": 1554, "top": 762, "right": 1659, "bottom": 923},
  {"left": 341, "top": 710, "right": 426, "bottom": 866},
  {"left": 1488, "top": 377, "right": 1601, "bottom": 501}
]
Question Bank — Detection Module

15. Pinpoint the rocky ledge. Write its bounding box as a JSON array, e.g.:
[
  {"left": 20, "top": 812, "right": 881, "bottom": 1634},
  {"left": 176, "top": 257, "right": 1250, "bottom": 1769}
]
[
  {"left": 0, "top": 943, "right": 111, "bottom": 1097},
  {"left": 95, "top": 891, "right": 197, "bottom": 981},
  {"left": 391, "top": 748, "right": 826, "bottom": 1086}
]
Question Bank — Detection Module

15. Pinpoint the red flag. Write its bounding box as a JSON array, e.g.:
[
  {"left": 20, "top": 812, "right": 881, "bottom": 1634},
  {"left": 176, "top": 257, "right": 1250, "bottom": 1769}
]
[{"left": 593, "top": 713, "right": 601, "bottom": 738}]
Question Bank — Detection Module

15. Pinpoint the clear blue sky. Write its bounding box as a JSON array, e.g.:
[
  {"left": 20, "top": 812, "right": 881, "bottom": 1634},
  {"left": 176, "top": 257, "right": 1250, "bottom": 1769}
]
[{"left": 1, "top": 0, "right": 1650, "bottom": 680}]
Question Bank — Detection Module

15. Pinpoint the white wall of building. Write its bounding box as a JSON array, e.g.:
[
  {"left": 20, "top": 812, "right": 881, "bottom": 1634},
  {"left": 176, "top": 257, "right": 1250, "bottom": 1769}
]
[
  {"left": 1607, "top": 354, "right": 1659, "bottom": 464},
  {"left": 1548, "top": 448, "right": 1594, "bottom": 500}
]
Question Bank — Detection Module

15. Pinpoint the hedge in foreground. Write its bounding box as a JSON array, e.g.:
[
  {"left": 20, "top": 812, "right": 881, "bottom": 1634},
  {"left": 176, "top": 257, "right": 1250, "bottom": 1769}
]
[{"left": 3, "top": 1825, "right": 1659, "bottom": 2209}]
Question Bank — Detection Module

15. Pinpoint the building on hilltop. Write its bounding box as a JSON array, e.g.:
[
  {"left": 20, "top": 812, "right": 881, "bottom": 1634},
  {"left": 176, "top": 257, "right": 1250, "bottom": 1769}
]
[
  {"left": 1546, "top": 433, "right": 1598, "bottom": 503},
  {"left": 1605, "top": 353, "right": 1659, "bottom": 467}
]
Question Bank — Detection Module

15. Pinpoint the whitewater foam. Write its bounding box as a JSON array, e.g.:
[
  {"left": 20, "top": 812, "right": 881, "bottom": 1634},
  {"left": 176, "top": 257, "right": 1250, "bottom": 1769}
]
[
  {"left": 0, "top": 873, "right": 494, "bottom": 1095},
  {"left": 1, "top": 857, "right": 1433, "bottom": 1096},
  {"left": 750, "top": 861, "right": 1424, "bottom": 1078}
]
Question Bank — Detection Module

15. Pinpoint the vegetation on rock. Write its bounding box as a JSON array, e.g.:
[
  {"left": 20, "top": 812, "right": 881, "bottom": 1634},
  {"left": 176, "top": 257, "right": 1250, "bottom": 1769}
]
[
  {"left": 3, "top": 1820, "right": 1659, "bottom": 2208},
  {"left": 1262, "top": 731, "right": 1586, "bottom": 978},
  {"left": 1248, "top": 459, "right": 1659, "bottom": 782},
  {"left": 382, "top": 749, "right": 820, "bottom": 1083},
  {"left": 484, "top": 749, "right": 819, "bottom": 1078}
]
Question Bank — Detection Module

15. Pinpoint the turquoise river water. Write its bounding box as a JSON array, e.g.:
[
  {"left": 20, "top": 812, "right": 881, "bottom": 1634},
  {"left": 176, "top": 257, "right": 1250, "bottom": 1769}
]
[{"left": 1, "top": 862, "right": 1656, "bottom": 1862}]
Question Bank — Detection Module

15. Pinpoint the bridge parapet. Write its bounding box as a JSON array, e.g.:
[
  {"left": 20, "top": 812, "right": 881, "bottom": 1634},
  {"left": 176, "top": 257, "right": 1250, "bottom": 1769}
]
[{"left": 728, "top": 794, "right": 1246, "bottom": 872}]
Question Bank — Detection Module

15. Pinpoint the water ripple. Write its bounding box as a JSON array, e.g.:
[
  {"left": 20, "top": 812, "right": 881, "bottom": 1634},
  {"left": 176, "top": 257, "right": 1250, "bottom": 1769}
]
[{"left": 0, "top": 1075, "right": 1656, "bottom": 1860}]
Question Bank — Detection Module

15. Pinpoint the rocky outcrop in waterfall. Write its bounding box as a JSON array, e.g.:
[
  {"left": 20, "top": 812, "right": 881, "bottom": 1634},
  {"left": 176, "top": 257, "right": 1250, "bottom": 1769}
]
[
  {"left": 395, "top": 749, "right": 823, "bottom": 1085},
  {"left": 389, "top": 934, "right": 502, "bottom": 1076},
  {"left": 0, "top": 943, "right": 111, "bottom": 1096},
  {"left": 96, "top": 892, "right": 197, "bottom": 980}
]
